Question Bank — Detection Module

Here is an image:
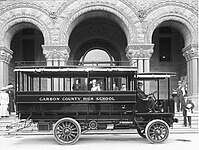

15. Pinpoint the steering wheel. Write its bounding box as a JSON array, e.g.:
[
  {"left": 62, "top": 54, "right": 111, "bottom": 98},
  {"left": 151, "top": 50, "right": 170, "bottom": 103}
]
[
  {"left": 148, "top": 90, "right": 158, "bottom": 96},
  {"left": 147, "top": 91, "right": 163, "bottom": 112},
  {"left": 147, "top": 91, "right": 157, "bottom": 101}
]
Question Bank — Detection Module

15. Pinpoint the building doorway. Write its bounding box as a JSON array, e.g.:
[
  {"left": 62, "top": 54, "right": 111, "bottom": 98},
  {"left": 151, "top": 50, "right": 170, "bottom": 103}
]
[
  {"left": 151, "top": 26, "right": 186, "bottom": 97},
  {"left": 9, "top": 28, "right": 45, "bottom": 84},
  {"left": 68, "top": 11, "right": 128, "bottom": 66}
]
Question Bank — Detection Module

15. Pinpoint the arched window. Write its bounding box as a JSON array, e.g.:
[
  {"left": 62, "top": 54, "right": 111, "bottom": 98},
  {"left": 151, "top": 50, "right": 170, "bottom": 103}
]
[{"left": 80, "top": 49, "right": 114, "bottom": 66}]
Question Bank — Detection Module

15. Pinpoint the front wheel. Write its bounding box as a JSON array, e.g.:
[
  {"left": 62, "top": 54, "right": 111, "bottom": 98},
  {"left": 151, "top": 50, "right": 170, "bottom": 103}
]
[
  {"left": 145, "top": 119, "right": 169, "bottom": 143},
  {"left": 53, "top": 118, "right": 81, "bottom": 145},
  {"left": 137, "top": 128, "right": 146, "bottom": 138}
]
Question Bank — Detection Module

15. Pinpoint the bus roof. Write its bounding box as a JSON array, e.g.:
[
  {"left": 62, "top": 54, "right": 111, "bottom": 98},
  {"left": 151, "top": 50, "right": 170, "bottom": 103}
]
[
  {"left": 14, "top": 66, "right": 176, "bottom": 79},
  {"left": 14, "top": 66, "right": 137, "bottom": 78},
  {"left": 137, "top": 72, "right": 176, "bottom": 80},
  {"left": 14, "top": 65, "right": 137, "bottom": 71}
]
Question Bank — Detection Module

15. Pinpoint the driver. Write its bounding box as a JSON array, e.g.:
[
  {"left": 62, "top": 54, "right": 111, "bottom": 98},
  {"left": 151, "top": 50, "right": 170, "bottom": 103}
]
[
  {"left": 137, "top": 82, "right": 156, "bottom": 112},
  {"left": 137, "top": 82, "right": 148, "bottom": 99}
]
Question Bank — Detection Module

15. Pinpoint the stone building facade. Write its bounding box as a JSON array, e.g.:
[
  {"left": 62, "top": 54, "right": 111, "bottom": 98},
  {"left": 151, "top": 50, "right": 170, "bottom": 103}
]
[{"left": 0, "top": 0, "right": 198, "bottom": 108}]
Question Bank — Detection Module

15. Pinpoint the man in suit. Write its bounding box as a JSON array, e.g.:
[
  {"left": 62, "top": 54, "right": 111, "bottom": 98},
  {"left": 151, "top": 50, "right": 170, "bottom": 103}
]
[
  {"left": 137, "top": 82, "right": 147, "bottom": 99},
  {"left": 176, "top": 81, "right": 186, "bottom": 112},
  {"left": 181, "top": 94, "right": 195, "bottom": 127},
  {"left": 137, "top": 82, "right": 156, "bottom": 112}
]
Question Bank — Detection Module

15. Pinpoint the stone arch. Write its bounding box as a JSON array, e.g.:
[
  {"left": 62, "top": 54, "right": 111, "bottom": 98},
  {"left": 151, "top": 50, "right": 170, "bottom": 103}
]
[
  {"left": 58, "top": 0, "right": 139, "bottom": 45},
  {"left": 0, "top": 8, "right": 52, "bottom": 49},
  {"left": 145, "top": 6, "right": 198, "bottom": 47}
]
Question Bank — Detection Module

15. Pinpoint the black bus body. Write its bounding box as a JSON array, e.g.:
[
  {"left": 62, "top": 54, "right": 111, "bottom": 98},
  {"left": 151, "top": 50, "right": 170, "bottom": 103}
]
[{"left": 14, "top": 65, "right": 177, "bottom": 144}]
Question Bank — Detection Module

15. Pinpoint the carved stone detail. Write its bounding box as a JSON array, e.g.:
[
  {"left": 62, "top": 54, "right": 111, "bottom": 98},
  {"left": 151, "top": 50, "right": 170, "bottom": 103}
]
[
  {"left": 0, "top": 46, "right": 13, "bottom": 63},
  {"left": 49, "top": 11, "right": 57, "bottom": 20},
  {"left": 143, "top": 0, "right": 198, "bottom": 18},
  {"left": 0, "top": 0, "right": 197, "bottom": 46},
  {"left": 126, "top": 44, "right": 154, "bottom": 58},
  {"left": 182, "top": 44, "right": 199, "bottom": 61},
  {"left": 0, "top": 5, "right": 53, "bottom": 46},
  {"left": 125, "top": 44, "right": 154, "bottom": 67},
  {"left": 125, "top": 44, "right": 154, "bottom": 66},
  {"left": 42, "top": 45, "right": 70, "bottom": 61}
]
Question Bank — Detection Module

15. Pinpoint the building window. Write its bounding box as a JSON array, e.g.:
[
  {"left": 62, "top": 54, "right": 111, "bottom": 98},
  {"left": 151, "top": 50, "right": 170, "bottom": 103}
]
[
  {"left": 23, "top": 39, "right": 35, "bottom": 61},
  {"left": 159, "top": 38, "right": 171, "bottom": 61},
  {"left": 80, "top": 49, "right": 114, "bottom": 66}
]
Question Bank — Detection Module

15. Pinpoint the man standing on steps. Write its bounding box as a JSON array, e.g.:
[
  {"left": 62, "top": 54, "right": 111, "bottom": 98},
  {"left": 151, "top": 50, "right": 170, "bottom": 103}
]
[
  {"left": 6, "top": 83, "right": 15, "bottom": 114},
  {"left": 176, "top": 81, "right": 186, "bottom": 112},
  {"left": 181, "top": 94, "right": 195, "bottom": 127}
]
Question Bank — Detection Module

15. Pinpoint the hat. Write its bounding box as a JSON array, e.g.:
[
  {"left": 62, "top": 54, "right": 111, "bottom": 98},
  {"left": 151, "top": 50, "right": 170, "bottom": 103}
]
[
  {"left": 6, "top": 85, "right": 14, "bottom": 89},
  {"left": 172, "top": 91, "right": 177, "bottom": 94},
  {"left": 0, "top": 87, "right": 7, "bottom": 91},
  {"left": 138, "top": 82, "right": 143, "bottom": 85},
  {"left": 186, "top": 103, "right": 192, "bottom": 109},
  {"left": 178, "top": 81, "right": 182, "bottom": 84}
]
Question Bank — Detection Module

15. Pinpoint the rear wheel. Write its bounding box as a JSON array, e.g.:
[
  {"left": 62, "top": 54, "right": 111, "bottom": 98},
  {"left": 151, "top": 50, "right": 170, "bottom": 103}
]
[
  {"left": 145, "top": 119, "right": 169, "bottom": 143},
  {"left": 53, "top": 118, "right": 81, "bottom": 144}
]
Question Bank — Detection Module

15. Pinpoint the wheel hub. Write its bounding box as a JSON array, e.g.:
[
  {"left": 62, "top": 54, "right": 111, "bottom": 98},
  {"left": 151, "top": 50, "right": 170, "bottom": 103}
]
[
  {"left": 154, "top": 128, "right": 162, "bottom": 135},
  {"left": 64, "top": 128, "right": 71, "bottom": 135}
]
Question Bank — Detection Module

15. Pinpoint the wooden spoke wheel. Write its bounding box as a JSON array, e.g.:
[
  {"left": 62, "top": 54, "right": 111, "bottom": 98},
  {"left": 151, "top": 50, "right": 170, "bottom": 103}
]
[
  {"left": 137, "top": 128, "right": 146, "bottom": 138},
  {"left": 53, "top": 118, "right": 81, "bottom": 145},
  {"left": 145, "top": 119, "right": 169, "bottom": 143}
]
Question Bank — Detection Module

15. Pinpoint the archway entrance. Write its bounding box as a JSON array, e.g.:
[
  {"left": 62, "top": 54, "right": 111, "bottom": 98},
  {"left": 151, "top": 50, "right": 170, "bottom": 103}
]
[
  {"left": 68, "top": 12, "right": 128, "bottom": 90},
  {"left": 68, "top": 12, "right": 128, "bottom": 66},
  {"left": 151, "top": 25, "right": 186, "bottom": 100},
  {"left": 9, "top": 27, "right": 45, "bottom": 84}
]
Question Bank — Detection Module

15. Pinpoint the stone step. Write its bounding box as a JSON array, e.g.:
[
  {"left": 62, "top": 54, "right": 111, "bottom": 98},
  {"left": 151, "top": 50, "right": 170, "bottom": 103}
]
[
  {"left": 0, "top": 113, "right": 18, "bottom": 131},
  {"left": 175, "top": 110, "right": 198, "bottom": 115},
  {"left": 173, "top": 124, "right": 198, "bottom": 129},
  {"left": 174, "top": 111, "right": 198, "bottom": 129}
]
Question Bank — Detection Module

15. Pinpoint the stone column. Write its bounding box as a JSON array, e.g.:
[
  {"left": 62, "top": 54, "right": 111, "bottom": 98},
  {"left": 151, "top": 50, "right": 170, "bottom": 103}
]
[
  {"left": 42, "top": 45, "right": 70, "bottom": 91},
  {"left": 183, "top": 44, "right": 199, "bottom": 110},
  {"left": 126, "top": 44, "right": 154, "bottom": 93},
  {"left": 0, "top": 46, "right": 13, "bottom": 89}
]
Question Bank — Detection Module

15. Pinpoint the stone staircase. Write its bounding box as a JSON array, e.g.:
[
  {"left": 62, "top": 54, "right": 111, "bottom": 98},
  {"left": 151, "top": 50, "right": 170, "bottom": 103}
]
[
  {"left": 0, "top": 113, "right": 19, "bottom": 135},
  {"left": 0, "top": 112, "right": 198, "bottom": 135},
  {"left": 171, "top": 111, "right": 198, "bottom": 133}
]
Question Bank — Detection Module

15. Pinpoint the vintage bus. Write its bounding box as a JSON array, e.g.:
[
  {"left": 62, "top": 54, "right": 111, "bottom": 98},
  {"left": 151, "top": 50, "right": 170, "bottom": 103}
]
[{"left": 11, "top": 65, "right": 177, "bottom": 144}]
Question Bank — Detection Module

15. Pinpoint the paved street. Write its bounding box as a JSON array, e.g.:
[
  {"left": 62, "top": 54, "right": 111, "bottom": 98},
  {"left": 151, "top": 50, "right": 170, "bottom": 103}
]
[{"left": 0, "top": 133, "right": 198, "bottom": 150}]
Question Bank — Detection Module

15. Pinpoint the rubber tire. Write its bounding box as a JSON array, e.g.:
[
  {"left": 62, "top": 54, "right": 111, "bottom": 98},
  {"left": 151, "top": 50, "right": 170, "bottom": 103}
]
[
  {"left": 53, "top": 117, "right": 81, "bottom": 145},
  {"left": 145, "top": 119, "right": 169, "bottom": 143}
]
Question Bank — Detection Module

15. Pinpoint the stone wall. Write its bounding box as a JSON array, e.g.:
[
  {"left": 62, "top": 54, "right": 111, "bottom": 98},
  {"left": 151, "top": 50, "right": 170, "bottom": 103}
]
[{"left": 0, "top": 0, "right": 197, "bottom": 46}]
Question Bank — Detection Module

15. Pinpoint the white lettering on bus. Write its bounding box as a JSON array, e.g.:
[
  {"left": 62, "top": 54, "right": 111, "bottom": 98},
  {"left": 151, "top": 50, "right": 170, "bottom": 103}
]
[
  {"left": 39, "top": 97, "right": 60, "bottom": 101},
  {"left": 83, "top": 97, "right": 94, "bottom": 101},
  {"left": 62, "top": 97, "right": 81, "bottom": 101},
  {"left": 39, "top": 96, "right": 115, "bottom": 101},
  {"left": 96, "top": 97, "right": 115, "bottom": 101}
]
